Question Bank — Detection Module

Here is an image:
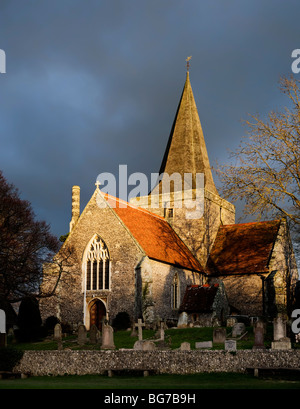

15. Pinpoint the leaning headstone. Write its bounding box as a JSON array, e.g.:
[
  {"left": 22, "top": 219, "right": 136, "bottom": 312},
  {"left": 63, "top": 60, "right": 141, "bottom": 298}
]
[
  {"left": 195, "top": 341, "right": 213, "bottom": 349},
  {"left": 0, "top": 309, "right": 6, "bottom": 348},
  {"left": 252, "top": 322, "right": 265, "bottom": 350},
  {"left": 77, "top": 324, "right": 87, "bottom": 346},
  {"left": 213, "top": 328, "right": 226, "bottom": 343},
  {"left": 101, "top": 324, "right": 115, "bottom": 349},
  {"left": 225, "top": 339, "right": 237, "bottom": 352},
  {"left": 232, "top": 322, "right": 246, "bottom": 337},
  {"left": 180, "top": 342, "right": 191, "bottom": 351},
  {"left": 53, "top": 323, "right": 62, "bottom": 341}
]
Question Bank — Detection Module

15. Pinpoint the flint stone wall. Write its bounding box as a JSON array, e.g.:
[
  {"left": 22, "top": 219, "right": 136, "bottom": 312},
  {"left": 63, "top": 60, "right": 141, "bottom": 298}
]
[{"left": 14, "top": 350, "right": 300, "bottom": 376}]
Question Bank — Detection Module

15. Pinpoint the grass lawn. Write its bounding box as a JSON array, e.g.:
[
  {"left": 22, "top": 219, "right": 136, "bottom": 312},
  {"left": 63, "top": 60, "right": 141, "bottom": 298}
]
[
  {"left": 10, "top": 325, "right": 280, "bottom": 351},
  {"left": 1, "top": 373, "right": 300, "bottom": 389},
  {"left": 2, "top": 325, "right": 300, "bottom": 390}
]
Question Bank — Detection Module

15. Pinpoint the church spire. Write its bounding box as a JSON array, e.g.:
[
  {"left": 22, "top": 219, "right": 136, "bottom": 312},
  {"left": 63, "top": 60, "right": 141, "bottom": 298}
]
[{"left": 155, "top": 67, "right": 218, "bottom": 195}]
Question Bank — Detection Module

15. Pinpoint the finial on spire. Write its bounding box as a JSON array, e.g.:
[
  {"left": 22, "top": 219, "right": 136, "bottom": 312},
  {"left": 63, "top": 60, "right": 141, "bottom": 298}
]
[
  {"left": 95, "top": 180, "right": 101, "bottom": 189},
  {"left": 186, "top": 56, "right": 192, "bottom": 72}
]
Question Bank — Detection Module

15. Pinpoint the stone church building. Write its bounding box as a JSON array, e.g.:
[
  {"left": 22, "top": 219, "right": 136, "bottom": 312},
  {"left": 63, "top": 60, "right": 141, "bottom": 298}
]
[{"left": 40, "top": 70, "right": 298, "bottom": 329}]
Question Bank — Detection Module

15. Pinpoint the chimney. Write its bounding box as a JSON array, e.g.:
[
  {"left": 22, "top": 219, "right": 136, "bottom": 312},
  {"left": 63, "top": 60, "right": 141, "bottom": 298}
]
[{"left": 69, "top": 185, "right": 80, "bottom": 232}]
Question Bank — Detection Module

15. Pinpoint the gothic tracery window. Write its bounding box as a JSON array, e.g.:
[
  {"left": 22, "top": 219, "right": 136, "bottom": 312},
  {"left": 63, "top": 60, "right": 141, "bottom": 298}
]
[{"left": 86, "top": 236, "right": 110, "bottom": 291}]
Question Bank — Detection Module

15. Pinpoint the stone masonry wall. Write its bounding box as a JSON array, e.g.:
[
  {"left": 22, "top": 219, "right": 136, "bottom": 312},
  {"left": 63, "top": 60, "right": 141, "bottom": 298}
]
[{"left": 14, "top": 350, "right": 300, "bottom": 376}]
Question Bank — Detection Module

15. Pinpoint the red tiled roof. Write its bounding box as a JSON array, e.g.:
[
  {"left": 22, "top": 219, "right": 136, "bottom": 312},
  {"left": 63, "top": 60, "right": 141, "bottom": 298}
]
[
  {"left": 102, "top": 193, "right": 203, "bottom": 272},
  {"left": 179, "top": 284, "right": 219, "bottom": 313},
  {"left": 206, "top": 220, "right": 281, "bottom": 276}
]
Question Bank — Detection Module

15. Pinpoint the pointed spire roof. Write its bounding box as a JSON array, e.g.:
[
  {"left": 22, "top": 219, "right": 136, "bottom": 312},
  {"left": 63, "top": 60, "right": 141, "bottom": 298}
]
[{"left": 154, "top": 71, "right": 218, "bottom": 195}]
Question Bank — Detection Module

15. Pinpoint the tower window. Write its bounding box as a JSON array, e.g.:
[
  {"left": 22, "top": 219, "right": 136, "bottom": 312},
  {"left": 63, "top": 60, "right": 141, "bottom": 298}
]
[{"left": 164, "top": 208, "right": 174, "bottom": 218}]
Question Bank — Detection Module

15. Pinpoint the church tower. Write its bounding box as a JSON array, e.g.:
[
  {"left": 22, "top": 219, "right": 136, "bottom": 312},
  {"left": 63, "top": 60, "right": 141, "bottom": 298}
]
[{"left": 131, "top": 64, "right": 235, "bottom": 265}]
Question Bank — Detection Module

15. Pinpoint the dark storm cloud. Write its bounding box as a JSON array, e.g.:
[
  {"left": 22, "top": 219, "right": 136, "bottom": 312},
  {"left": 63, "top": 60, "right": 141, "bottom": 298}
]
[{"left": 0, "top": 0, "right": 300, "bottom": 236}]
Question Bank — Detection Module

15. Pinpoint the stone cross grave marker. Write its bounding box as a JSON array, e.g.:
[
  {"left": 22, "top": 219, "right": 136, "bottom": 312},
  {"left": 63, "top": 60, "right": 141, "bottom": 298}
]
[
  {"left": 135, "top": 319, "right": 145, "bottom": 341},
  {"left": 0, "top": 309, "right": 6, "bottom": 348}
]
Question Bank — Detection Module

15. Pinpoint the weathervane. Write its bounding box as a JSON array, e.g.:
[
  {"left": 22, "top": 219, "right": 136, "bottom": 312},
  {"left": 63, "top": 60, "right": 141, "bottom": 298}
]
[{"left": 186, "top": 56, "right": 192, "bottom": 72}]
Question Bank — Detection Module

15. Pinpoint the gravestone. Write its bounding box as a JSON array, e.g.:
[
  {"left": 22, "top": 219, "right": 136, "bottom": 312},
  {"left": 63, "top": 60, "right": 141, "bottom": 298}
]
[
  {"left": 54, "top": 323, "right": 62, "bottom": 341},
  {"left": 213, "top": 328, "right": 226, "bottom": 343},
  {"left": 195, "top": 341, "right": 213, "bottom": 349},
  {"left": 155, "top": 322, "right": 165, "bottom": 341},
  {"left": 101, "top": 324, "right": 115, "bottom": 349},
  {"left": 252, "top": 321, "right": 265, "bottom": 350},
  {"left": 225, "top": 339, "right": 237, "bottom": 352},
  {"left": 232, "top": 322, "right": 246, "bottom": 337},
  {"left": 130, "top": 324, "right": 137, "bottom": 337},
  {"left": 89, "top": 324, "right": 99, "bottom": 344},
  {"left": 273, "top": 317, "right": 286, "bottom": 341},
  {"left": 135, "top": 319, "right": 145, "bottom": 341},
  {"left": 133, "top": 340, "right": 156, "bottom": 351},
  {"left": 0, "top": 309, "right": 6, "bottom": 348},
  {"left": 180, "top": 342, "right": 191, "bottom": 351},
  {"left": 226, "top": 317, "right": 236, "bottom": 327},
  {"left": 271, "top": 317, "right": 291, "bottom": 350},
  {"left": 177, "top": 312, "right": 188, "bottom": 328},
  {"left": 77, "top": 324, "right": 87, "bottom": 346}
]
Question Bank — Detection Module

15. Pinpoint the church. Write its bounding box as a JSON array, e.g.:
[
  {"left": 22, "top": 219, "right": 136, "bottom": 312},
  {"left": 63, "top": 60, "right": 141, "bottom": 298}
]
[{"left": 40, "top": 68, "right": 298, "bottom": 330}]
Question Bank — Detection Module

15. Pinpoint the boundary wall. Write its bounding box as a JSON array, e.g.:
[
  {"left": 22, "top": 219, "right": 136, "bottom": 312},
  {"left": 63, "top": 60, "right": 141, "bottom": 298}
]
[{"left": 14, "top": 350, "right": 300, "bottom": 376}]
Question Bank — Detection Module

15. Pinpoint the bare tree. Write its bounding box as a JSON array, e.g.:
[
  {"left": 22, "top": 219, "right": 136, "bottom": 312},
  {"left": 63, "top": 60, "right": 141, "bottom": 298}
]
[
  {"left": 0, "top": 170, "right": 74, "bottom": 303},
  {"left": 216, "top": 75, "right": 300, "bottom": 242}
]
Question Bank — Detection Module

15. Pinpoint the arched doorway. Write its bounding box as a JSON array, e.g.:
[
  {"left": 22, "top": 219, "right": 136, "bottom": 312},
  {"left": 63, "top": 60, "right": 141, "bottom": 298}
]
[{"left": 89, "top": 299, "right": 106, "bottom": 330}]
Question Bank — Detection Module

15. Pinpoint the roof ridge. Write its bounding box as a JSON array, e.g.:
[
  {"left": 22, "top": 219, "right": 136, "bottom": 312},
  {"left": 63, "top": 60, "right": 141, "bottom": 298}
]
[
  {"left": 102, "top": 192, "right": 166, "bottom": 221},
  {"left": 221, "top": 219, "right": 280, "bottom": 228}
]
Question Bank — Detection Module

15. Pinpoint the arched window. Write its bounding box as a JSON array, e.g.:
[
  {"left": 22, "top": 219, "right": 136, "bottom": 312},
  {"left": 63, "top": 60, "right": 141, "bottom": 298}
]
[
  {"left": 172, "top": 273, "right": 180, "bottom": 309},
  {"left": 86, "top": 236, "right": 110, "bottom": 291}
]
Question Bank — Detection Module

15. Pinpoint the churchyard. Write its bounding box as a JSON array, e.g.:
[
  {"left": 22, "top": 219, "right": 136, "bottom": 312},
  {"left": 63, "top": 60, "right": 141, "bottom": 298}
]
[{"left": 1, "top": 307, "right": 300, "bottom": 389}]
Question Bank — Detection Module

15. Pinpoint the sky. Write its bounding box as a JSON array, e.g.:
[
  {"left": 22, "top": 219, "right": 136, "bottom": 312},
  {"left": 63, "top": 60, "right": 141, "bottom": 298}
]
[{"left": 0, "top": 0, "right": 300, "bottom": 238}]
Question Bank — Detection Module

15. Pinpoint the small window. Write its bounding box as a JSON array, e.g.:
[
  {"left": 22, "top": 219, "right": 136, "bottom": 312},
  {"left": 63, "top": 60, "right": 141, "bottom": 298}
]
[
  {"left": 164, "top": 208, "right": 174, "bottom": 218},
  {"left": 172, "top": 273, "right": 180, "bottom": 309}
]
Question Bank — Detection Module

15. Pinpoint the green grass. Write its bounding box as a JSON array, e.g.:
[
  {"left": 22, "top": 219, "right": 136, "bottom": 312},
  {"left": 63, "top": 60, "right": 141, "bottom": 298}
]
[
  {"left": 1, "top": 373, "right": 300, "bottom": 389},
  {"left": 10, "top": 325, "right": 276, "bottom": 351}
]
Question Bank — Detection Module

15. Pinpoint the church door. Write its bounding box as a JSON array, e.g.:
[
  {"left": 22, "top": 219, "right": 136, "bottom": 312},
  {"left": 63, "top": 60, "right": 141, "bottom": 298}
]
[{"left": 89, "top": 300, "right": 106, "bottom": 330}]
